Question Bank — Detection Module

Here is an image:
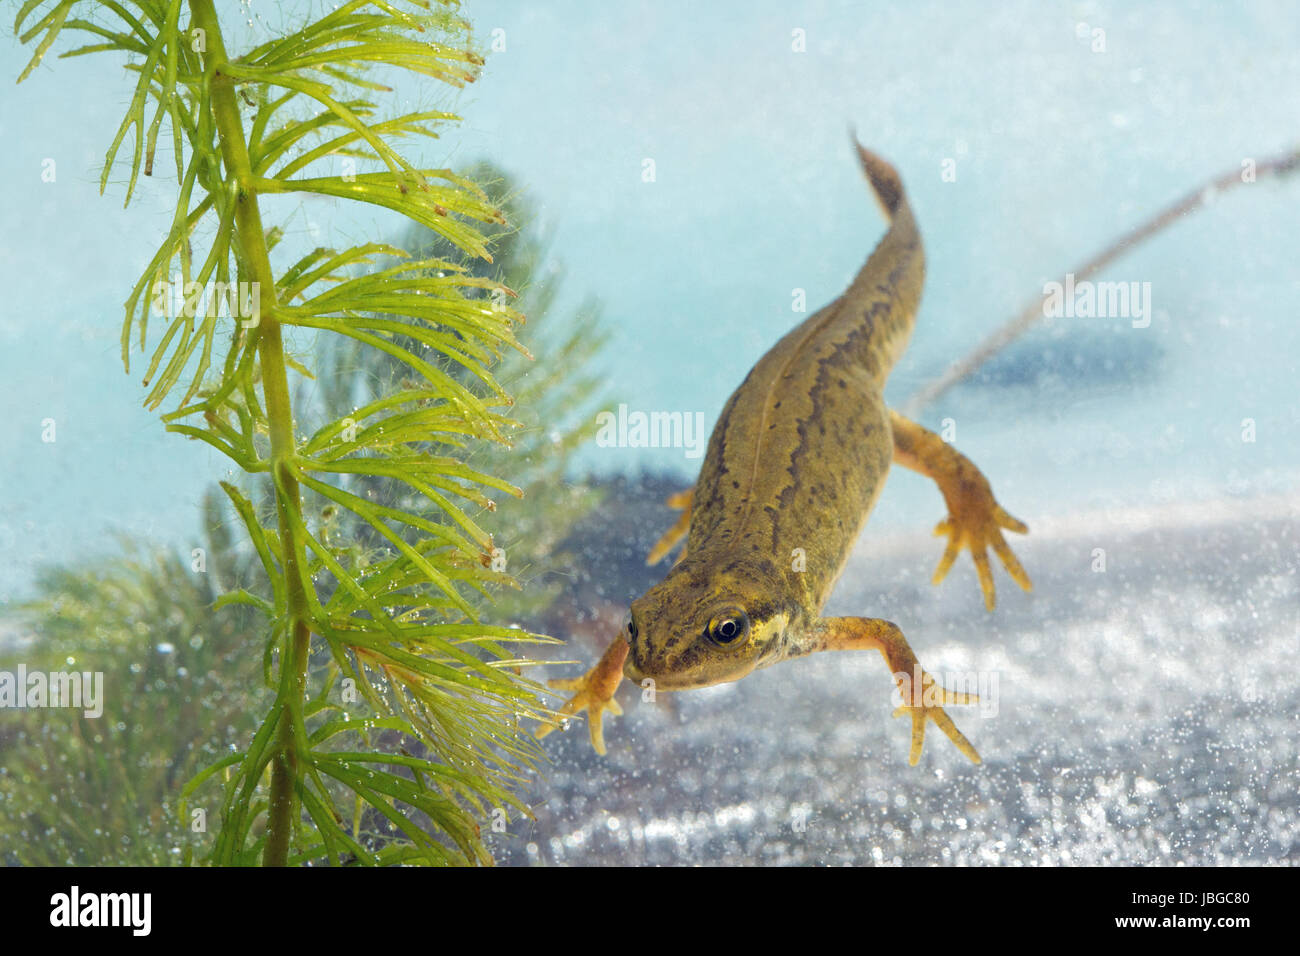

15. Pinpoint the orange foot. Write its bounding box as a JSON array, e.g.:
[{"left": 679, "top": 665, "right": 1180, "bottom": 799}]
[
  {"left": 932, "top": 468, "right": 1032, "bottom": 611},
  {"left": 534, "top": 636, "right": 628, "bottom": 755},
  {"left": 891, "top": 667, "right": 982, "bottom": 766}
]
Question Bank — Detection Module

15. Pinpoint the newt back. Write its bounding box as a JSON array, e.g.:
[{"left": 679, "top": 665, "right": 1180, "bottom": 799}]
[{"left": 684, "top": 145, "right": 925, "bottom": 613}]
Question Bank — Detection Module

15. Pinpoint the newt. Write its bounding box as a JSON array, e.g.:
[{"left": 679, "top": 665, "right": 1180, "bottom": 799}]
[{"left": 536, "top": 141, "right": 1031, "bottom": 765}]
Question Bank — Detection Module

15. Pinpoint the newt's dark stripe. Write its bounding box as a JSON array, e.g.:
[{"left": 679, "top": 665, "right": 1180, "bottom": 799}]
[{"left": 682, "top": 145, "right": 923, "bottom": 610}]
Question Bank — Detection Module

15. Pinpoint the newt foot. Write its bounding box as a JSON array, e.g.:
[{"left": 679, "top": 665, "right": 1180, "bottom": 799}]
[
  {"left": 932, "top": 471, "right": 1032, "bottom": 611},
  {"left": 534, "top": 636, "right": 629, "bottom": 756},
  {"left": 891, "top": 669, "right": 981, "bottom": 766}
]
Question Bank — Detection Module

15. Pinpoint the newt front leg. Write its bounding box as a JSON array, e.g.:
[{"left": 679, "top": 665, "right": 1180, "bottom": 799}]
[
  {"left": 812, "top": 616, "right": 981, "bottom": 765},
  {"left": 534, "top": 633, "right": 628, "bottom": 755},
  {"left": 889, "top": 410, "right": 1031, "bottom": 611}
]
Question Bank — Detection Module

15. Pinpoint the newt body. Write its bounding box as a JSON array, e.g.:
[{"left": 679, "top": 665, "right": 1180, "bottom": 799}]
[{"left": 538, "top": 143, "right": 1031, "bottom": 764}]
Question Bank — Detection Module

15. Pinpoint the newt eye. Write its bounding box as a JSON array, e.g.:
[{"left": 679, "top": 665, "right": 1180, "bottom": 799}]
[
  {"left": 625, "top": 614, "right": 638, "bottom": 641},
  {"left": 706, "top": 609, "right": 750, "bottom": 647}
]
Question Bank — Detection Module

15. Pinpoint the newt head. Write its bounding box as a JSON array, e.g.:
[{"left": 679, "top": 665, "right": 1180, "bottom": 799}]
[{"left": 622, "top": 557, "right": 793, "bottom": 691}]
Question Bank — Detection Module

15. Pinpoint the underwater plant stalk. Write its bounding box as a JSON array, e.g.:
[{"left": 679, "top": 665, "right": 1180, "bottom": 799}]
[
  {"left": 902, "top": 144, "right": 1300, "bottom": 415},
  {"left": 188, "top": 0, "right": 310, "bottom": 867}
]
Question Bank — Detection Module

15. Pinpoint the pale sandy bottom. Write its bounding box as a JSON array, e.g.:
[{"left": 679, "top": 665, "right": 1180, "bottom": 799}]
[{"left": 493, "top": 495, "right": 1299, "bottom": 865}]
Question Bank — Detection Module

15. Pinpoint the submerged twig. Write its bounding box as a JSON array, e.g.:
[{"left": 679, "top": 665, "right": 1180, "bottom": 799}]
[{"left": 901, "top": 145, "right": 1300, "bottom": 416}]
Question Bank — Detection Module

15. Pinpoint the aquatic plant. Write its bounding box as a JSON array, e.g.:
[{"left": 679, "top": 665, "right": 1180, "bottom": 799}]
[
  {"left": 13, "top": 0, "right": 572, "bottom": 865},
  {"left": 0, "top": 167, "right": 610, "bottom": 863},
  {"left": 314, "top": 160, "right": 613, "bottom": 626},
  {"left": 0, "top": 494, "right": 268, "bottom": 866}
]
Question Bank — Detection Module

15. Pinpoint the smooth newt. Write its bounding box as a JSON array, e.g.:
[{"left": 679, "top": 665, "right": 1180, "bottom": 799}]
[{"left": 536, "top": 141, "right": 1031, "bottom": 765}]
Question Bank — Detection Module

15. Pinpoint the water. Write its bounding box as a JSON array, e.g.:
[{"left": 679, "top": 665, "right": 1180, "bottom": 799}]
[
  {"left": 0, "top": 1, "right": 1297, "bottom": 865},
  {"left": 3, "top": 2, "right": 1299, "bottom": 601},
  {"left": 501, "top": 495, "right": 1299, "bottom": 864}
]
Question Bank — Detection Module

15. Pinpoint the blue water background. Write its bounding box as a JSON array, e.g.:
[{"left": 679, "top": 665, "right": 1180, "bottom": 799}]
[{"left": 0, "top": 0, "right": 1297, "bottom": 604}]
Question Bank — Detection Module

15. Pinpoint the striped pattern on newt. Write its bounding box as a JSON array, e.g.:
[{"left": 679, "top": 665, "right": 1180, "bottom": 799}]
[{"left": 536, "top": 141, "right": 1031, "bottom": 765}]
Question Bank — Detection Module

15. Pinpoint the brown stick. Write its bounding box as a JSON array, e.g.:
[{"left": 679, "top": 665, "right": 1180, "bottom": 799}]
[{"left": 900, "top": 146, "right": 1300, "bottom": 417}]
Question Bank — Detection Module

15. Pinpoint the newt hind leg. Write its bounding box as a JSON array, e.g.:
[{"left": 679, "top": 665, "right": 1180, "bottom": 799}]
[
  {"left": 813, "top": 616, "right": 980, "bottom": 765},
  {"left": 646, "top": 488, "right": 692, "bottom": 566},
  {"left": 888, "top": 409, "right": 1031, "bottom": 611}
]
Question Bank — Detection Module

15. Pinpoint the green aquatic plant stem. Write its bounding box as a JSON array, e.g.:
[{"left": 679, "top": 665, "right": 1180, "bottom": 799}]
[
  {"left": 188, "top": 0, "right": 309, "bottom": 867},
  {"left": 14, "top": 0, "right": 584, "bottom": 865}
]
